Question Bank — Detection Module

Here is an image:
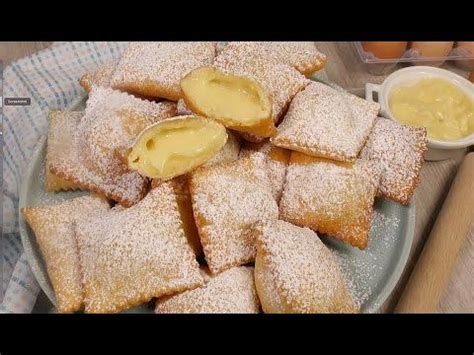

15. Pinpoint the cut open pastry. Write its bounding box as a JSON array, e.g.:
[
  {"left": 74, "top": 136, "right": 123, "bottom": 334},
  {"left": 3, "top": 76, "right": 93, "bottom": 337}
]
[
  {"left": 110, "top": 42, "right": 217, "bottom": 101},
  {"left": 189, "top": 152, "right": 279, "bottom": 274},
  {"left": 49, "top": 87, "right": 177, "bottom": 207},
  {"left": 79, "top": 60, "right": 117, "bottom": 92},
  {"left": 240, "top": 141, "right": 291, "bottom": 203},
  {"left": 21, "top": 195, "right": 111, "bottom": 313},
  {"left": 155, "top": 266, "right": 260, "bottom": 313},
  {"left": 359, "top": 118, "right": 427, "bottom": 205},
  {"left": 272, "top": 82, "right": 379, "bottom": 162},
  {"left": 75, "top": 182, "right": 203, "bottom": 313},
  {"left": 254, "top": 220, "right": 358, "bottom": 313},
  {"left": 279, "top": 152, "right": 380, "bottom": 249},
  {"left": 181, "top": 67, "right": 275, "bottom": 137},
  {"left": 46, "top": 111, "right": 81, "bottom": 192},
  {"left": 213, "top": 42, "right": 310, "bottom": 142},
  {"left": 127, "top": 115, "right": 228, "bottom": 180}
]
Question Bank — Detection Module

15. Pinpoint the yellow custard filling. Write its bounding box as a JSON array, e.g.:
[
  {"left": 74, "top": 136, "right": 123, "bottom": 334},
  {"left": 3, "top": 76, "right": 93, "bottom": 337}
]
[
  {"left": 389, "top": 78, "right": 474, "bottom": 141},
  {"left": 128, "top": 116, "right": 227, "bottom": 179},
  {"left": 180, "top": 67, "right": 273, "bottom": 136}
]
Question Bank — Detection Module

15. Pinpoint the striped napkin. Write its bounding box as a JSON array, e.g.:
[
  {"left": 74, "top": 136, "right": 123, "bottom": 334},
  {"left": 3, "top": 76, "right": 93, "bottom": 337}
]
[{"left": 1, "top": 42, "right": 128, "bottom": 313}]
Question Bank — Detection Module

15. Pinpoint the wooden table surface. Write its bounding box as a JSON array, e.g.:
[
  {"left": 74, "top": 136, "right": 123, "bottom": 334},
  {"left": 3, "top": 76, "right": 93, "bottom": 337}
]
[{"left": 2, "top": 41, "right": 472, "bottom": 313}]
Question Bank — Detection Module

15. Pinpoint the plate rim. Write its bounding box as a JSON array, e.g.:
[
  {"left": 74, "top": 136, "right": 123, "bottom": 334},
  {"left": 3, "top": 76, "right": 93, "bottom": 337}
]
[
  {"left": 18, "top": 91, "right": 416, "bottom": 313},
  {"left": 364, "top": 202, "right": 415, "bottom": 312}
]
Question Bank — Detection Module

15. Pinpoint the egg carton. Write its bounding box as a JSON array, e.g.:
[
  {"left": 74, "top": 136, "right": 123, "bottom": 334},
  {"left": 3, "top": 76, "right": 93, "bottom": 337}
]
[{"left": 353, "top": 42, "right": 474, "bottom": 75}]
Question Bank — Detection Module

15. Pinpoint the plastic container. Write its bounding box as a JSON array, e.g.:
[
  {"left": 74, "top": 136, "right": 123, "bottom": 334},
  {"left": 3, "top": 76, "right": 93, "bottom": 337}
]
[
  {"left": 354, "top": 42, "right": 474, "bottom": 75},
  {"left": 365, "top": 66, "right": 474, "bottom": 161}
]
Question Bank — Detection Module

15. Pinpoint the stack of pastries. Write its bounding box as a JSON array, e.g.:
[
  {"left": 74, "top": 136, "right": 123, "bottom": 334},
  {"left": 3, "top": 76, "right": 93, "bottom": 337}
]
[{"left": 22, "top": 42, "right": 427, "bottom": 313}]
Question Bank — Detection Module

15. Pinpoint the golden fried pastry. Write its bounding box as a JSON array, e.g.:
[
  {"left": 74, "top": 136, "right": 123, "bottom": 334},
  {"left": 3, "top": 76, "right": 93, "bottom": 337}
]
[
  {"left": 213, "top": 43, "right": 310, "bottom": 141},
  {"left": 155, "top": 266, "right": 260, "bottom": 313},
  {"left": 45, "top": 111, "right": 81, "bottom": 192},
  {"left": 79, "top": 60, "right": 117, "bottom": 92},
  {"left": 149, "top": 131, "right": 241, "bottom": 256},
  {"left": 279, "top": 152, "right": 380, "bottom": 249},
  {"left": 272, "top": 82, "right": 380, "bottom": 162},
  {"left": 110, "top": 42, "right": 217, "bottom": 101},
  {"left": 181, "top": 67, "right": 275, "bottom": 137},
  {"left": 259, "top": 42, "right": 327, "bottom": 75},
  {"left": 49, "top": 87, "right": 177, "bottom": 207},
  {"left": 176, "top": 79, "right": 270, "bottom": 143},
  {"left": 127, "top": 115, "right": 227, "bottom": 180},
  {"left": 21, "top": 195, "right": 111, "bottom": 313},
  {"left": 240, "top": 141, "right": 291, "bottom": 203},
  {"left": 224, "top": 42, "right": 327, "bottom": 76},
  {"left": 151, "top": 175, "right": 202, "bottom": 256},
  {"left": 254, "top": 220, "right": 358, "bottom": 313},
  {"left": 75, "top": 182, "right": 204, "bottom": 313},
  {"left": 359, "top": 118, "right": 427, "bottom": 205},
  {"left": 189, "top": 152, "right": 279, "bottom": 274}
]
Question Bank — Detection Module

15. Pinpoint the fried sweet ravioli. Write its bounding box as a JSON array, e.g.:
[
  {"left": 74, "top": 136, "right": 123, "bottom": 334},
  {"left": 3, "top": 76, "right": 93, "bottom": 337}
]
[
  {"left": 127, "top": 115, "right": 227, "bottom": 180},
  {"left": 180, "top": 67, "right": 275, "bottom": 137}
]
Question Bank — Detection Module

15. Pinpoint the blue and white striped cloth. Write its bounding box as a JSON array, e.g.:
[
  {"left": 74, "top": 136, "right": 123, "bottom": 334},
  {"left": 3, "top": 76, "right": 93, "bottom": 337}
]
[{"left": 1, "top": 42, "right": 128, "bottom": 313}]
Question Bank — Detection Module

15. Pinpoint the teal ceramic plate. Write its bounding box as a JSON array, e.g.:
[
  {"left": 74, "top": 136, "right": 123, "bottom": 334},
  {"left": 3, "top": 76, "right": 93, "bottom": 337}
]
[{"left": 19, "top": 94, "right": 415, "bottom": 313}]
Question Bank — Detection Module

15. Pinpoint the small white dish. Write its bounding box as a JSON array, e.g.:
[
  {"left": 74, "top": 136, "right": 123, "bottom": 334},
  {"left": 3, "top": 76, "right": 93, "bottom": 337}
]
[{"left": 365, "top": 66, "right": 474, "bottom": 161}]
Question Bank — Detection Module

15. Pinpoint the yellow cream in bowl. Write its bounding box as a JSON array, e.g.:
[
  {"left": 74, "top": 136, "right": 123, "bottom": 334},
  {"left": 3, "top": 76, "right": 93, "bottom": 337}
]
[{"left": 389, "top": 78, "right": 474, "bottom": 141}]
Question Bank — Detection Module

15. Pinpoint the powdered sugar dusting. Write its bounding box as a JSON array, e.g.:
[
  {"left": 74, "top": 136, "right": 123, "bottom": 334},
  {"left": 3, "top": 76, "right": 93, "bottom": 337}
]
[
  {"left": 226, "top": 42, "right": 326, "bottom": 74},
  {"left": 359, "top": 117, "right": 427, "bottom": 205},
  {"left": 240, "top": 141, "right": 289, "bottom": 202},
  {"left": 259, "top": 42, "right": 326, "bottom": 74},
  {"left": 272, "top": 82, "right": 380, "bottom": 162},
  {"left": 80, "top": 60, "right": 117, "bottom": 92},
  {"left": 213, "top": 42, "right": 310, "bottom": 126},
  {"left": 279, "top": 154, "right": 380, "bottom": 249},
  {"left": 155, "top": 266, "right": 260, "bottom": 313},
  {"left": 21, "top": 195, "right": 110, "bottom": 312},
  {"left": 46, "top": 111, "right": 82, "bottom": 192},
  {"left": 111, "top": 42, "right": 217, "bottom": 100},
  {"left": 190, "top": 152, "right": 279, "bottom": 274},
  {"left": 256, "top": 220, "right": 357, "bottom": 313},
  {"left": 75, "top": 182, "right": 203, "bottom": 313},
  {"left": 49, "top": 87, "right": 177, "bottom": 206}
]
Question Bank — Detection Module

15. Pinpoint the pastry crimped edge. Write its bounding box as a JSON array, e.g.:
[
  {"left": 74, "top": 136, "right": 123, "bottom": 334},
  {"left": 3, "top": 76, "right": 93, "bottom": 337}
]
[
  {"left": 49, "top": 165, "right": 150, "bottom": 208},
  {"left": 21, "top": 195, "right": 111, "bottom": 313},
  {"left": 110, "top": 42, "right": 217, "bottom": 102},
  {"left": 360, "top": 118, "right": 427, "bottom": 205},
  {"left": 49, "top": 88, "right": 177, "bottom": 207},
  {"left": 75, "top": 183, "right": 204, "bottom": 313},
  {"left": 254, "top": 221, "right": 359, "bottom": 313},
  {"left": 188, "top": 153, "right": 278, "bottom": 274},
  {"left": 155, "top": 266, "right": 260, "bottom": 313},
  {"left": 279, "top": 153, "right": 380, "bottom": 250},
  {"left": 79, "top": 61, "right": 117, "bottom": 92}
]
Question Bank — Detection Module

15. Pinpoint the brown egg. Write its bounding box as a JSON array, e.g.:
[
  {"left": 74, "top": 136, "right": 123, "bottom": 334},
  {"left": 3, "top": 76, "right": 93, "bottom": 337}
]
[
  {"left": 469, "top": 72, "right": 474, "bottom": 83},
  {"left": 454, "top": 42, "right": 474, "bottom": 71},
  {"left": 409, "top": 42, "right": 454, "bottom": 58},
  {"left": 361, "top": 42, "right": 408, "bottom": 59}
]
